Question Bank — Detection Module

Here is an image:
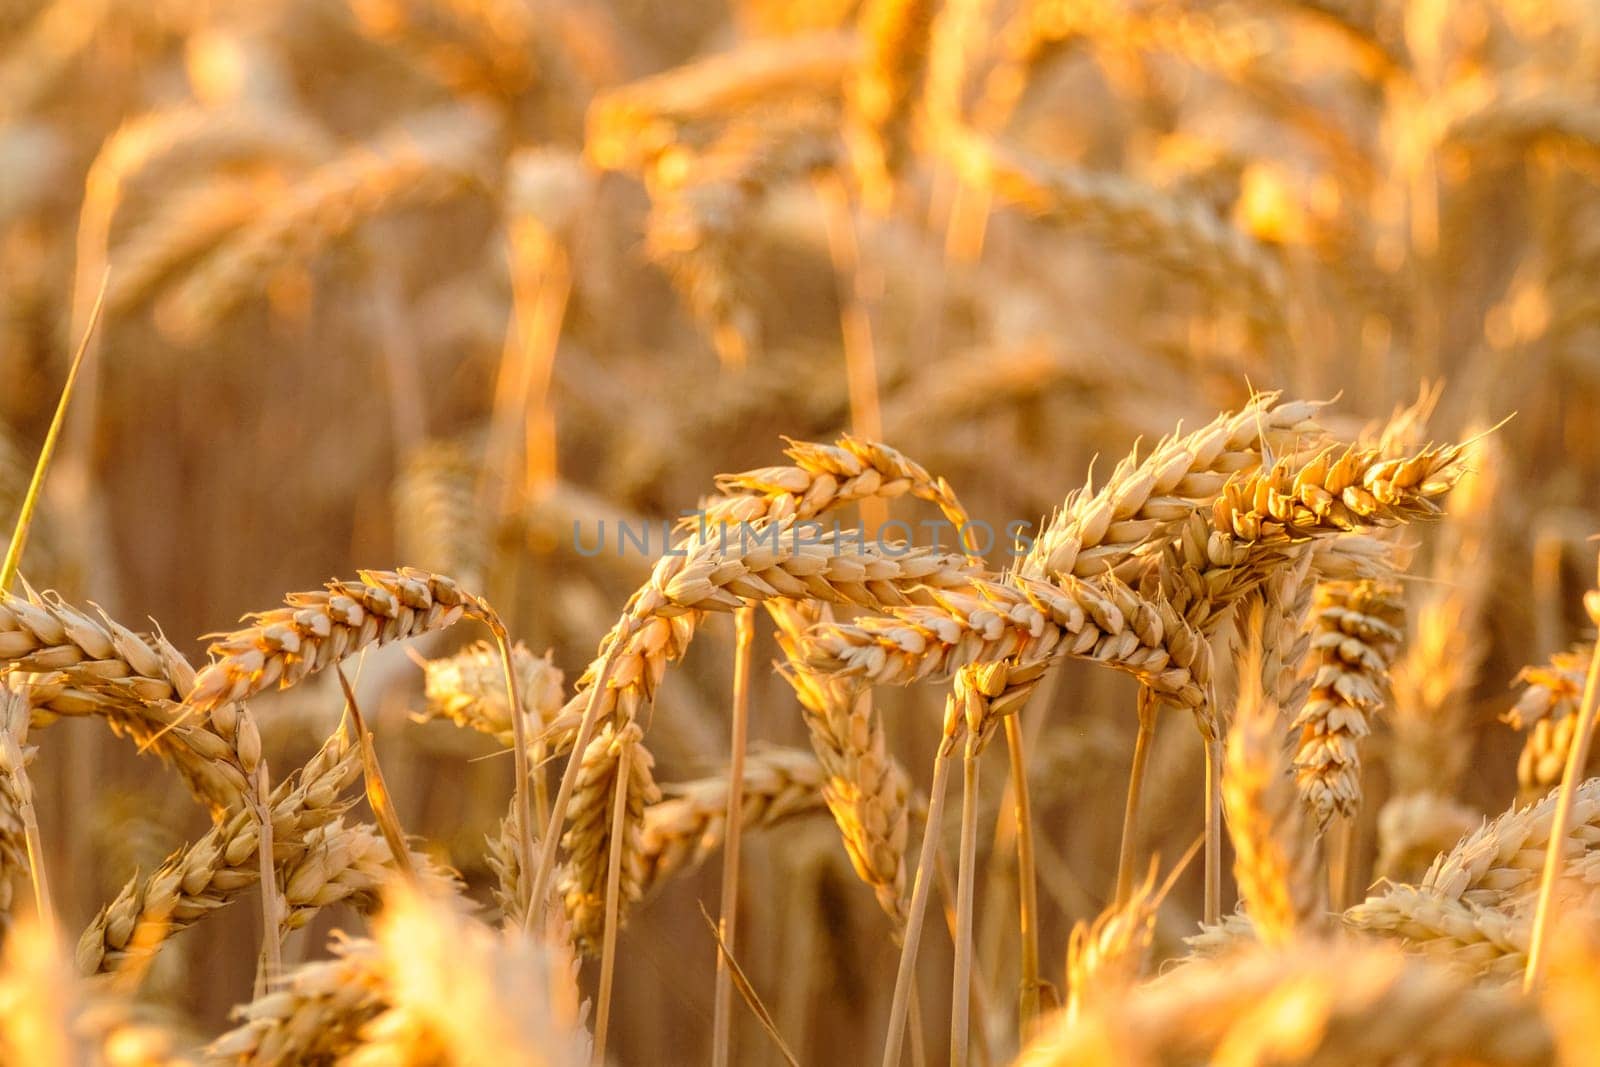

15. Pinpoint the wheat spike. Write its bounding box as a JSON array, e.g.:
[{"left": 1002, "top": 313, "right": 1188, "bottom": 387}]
[
  {"left": 345, "top": 886, "right": 589, "bottom": 1066},
  {"left": 207, "top": 934, "right": 386, "bottom": 1065},
  {"left": 945, "top": 128, "right": 1292, "bottom": 341},
  {"left": 771, "top": 600, "right": 912, "bottom": 922},
  {"left": 162, "top": 106, "right": 497, "bottom": 338},
  {"left": 1021, "top": 391, "right": 1326, "bottom": 583},
  {"left": 1, "top": 587, "right": 248, "bottom": 815},
  {"left": 1211, "top": 440, "right": 1468, "bottom": 545},
  {"left": 417, "top": 639, "right": 564, "bottom": 748},
  {"left": 395, "top": 438, "right": 490, "bottom": 594},
  {"left": 556, "top": 721, "right": 660, "bottom": 953},
  {"left": 1292, "top": 577, "right": 1405, "bottom": 830},
  {"left": 0, "top": 917, "right": 191, "bottom": 1066},
  {"left": 638, "top": 745, "right": 829, "bottom": 894},
  {"left": 1021, "top": 940, "right": 1553, "bottom": 1065},
  {"left": 76, "top": 727, "right": 358, "bottom": 974},
  {"left": 182, "top": 569, "right": 484, "bottom": 721}
]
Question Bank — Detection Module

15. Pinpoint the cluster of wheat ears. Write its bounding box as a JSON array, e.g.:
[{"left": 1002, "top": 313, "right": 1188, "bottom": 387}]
[{"left": 6, "top": 0, "right": 1600, "bottom": 1064}]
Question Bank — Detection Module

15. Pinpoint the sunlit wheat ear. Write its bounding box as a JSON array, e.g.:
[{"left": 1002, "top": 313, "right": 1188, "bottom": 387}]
[
  {"left": 342, "top": 886, "right": 589, "bottom": 1066},
  {"left": 1505, "top": 644, "right": 1593, "bottom": 802},
  {"left": 770, "top": 599, "right": 912, "bottom": 924},
  {"left": 635, "top": 747, "right": 829, "bottom": 894},
  {"left": 943, "top": 128, "right": 1293, "bottom": 343},
  {"left": 644, "top": 110, "right": 836, "bottom": 370},
  {"left": 208, "top": 934, "right": 387, "bottom": 1065},
  {"left": 1067, "top": 842, "right": 1199, "bottom": 1022},
  {"left": 0, "top": 587, "right": 249, "bottom": 815},
  {"left": 395, "top": 438, "right": 491, "bottom": 594},
  {"left": 0, "top": 916, "right": 188, "bottom": 1065},
  {"left": 77, "top": 726, "right": 359, "bottom": 977},
  {"left": 1017, "top": 941, "right": 1553, "bottom": 1066},
  {"left": 278, "top": 818, "right": 461, "bottom": 937},
  {"left": 845, "top": 0, "right": 935, "bottom": 213},
  {"left": 417, "top": 638, "right": 564, "bottom": 746},
  {"left": 347, "top": 0, "right": 542, "bottom": 99},
  {"left": 1526, "top": 565, "right": 1600, "bottom": 989},
  {"left": 1292, "top": 577, "right": 1404, "bottom": 831},
  {"left": 556, "top": 721, "right": 658, "bottom": 954},
  {"left": 182, "top": 569, "right": 487, "bottom": 718},
  {"left": 1020, "top": 391, "right": 1326, "bottom": 584}
]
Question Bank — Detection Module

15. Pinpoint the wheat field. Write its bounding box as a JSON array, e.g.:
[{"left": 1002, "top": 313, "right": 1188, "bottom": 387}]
[{"left": 3, "top": 0, "right": 1600, "bottom": 1064}]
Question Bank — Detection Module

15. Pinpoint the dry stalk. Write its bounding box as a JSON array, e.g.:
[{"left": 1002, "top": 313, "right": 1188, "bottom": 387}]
[
  {"left": 0, "top": 687, "right": 50, "bottom": 927},
  {"left": 711, "top": 607, "right": 756, "bottom": 1067}
]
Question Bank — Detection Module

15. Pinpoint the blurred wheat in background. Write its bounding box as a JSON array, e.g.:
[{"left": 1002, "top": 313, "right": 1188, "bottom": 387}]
[{"left": 4, "top": 0, "right": 1600, "bottom": 1063}]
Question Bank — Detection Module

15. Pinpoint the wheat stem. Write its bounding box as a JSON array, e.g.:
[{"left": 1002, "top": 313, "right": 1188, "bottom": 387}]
[
  {"left": 2, "top": 273, "right": 104, "bottom": 593},
  {"left": 712, "top": 607, "right": 756, "bottom": 1067},
  {"left": 1114, "top": 688, "right": 1158, "bottom": 908},
  {"left": 593, "top": 735, "right": 633, "bottom": 1067},
  {"left": 1204, "top": 733, "right": 1223, "bottom": 926},
  {"left": 951, "top": 746, "right": 980, "bottom": 1067},
  {"left": 883, "top": 723, "right": 958, "bottom": 1067},
  {"left": 526, "top": 635, "right": 630, "bottom": 931},
  {"left": 1003, "top": 712, "right": 1041, "bottom": 1040}
]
